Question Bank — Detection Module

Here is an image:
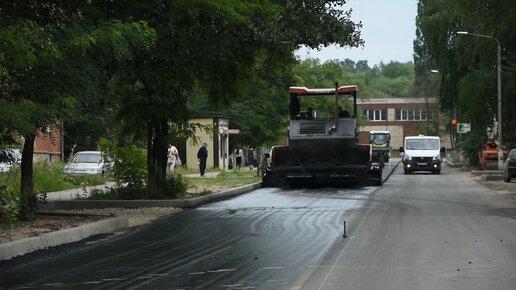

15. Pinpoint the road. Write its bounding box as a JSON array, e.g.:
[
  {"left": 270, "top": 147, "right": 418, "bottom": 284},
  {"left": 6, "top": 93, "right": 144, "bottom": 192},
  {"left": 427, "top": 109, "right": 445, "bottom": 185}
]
[
  {"left": 302, "top": 164, "right": 516, "bottom": 290},
  {"left": 1, "top": 161, "right": 515, "bottom": 289}
]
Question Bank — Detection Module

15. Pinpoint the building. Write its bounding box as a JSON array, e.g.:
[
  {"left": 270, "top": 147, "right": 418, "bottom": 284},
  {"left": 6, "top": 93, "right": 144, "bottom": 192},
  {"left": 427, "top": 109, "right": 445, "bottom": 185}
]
[
  {"left": 185, "top": 116, "right": 236, "bottom": 170},
  {"left": 358, "top": 97, "right": 439, "bottom": 150},
  {"left": 34, "top": 123, "right": 63, "bottom": 163}
]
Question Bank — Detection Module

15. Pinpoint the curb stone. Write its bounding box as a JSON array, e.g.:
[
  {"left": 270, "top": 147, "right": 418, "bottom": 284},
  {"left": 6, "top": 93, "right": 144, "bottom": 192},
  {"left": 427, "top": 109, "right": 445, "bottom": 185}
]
[{"left": 0, "top": 215, "right": 128, "bottom": 261}]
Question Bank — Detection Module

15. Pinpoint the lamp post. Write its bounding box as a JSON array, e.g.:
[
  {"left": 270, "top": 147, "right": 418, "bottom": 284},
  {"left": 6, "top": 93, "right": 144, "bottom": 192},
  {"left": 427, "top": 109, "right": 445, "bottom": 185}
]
[{"left": 457, "top": 31, "right": 503, "bottom": 170}]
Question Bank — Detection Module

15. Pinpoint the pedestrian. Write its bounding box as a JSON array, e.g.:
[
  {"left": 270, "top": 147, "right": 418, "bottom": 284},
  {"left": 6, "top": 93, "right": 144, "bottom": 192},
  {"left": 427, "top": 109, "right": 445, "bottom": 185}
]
[
  {"left": 197, "top": 143, "right": 208, "bottom": 177},
  {"left": 235, "top": 147, "right": 243, "bottom": 170},
  {"left": 69, "top": 143, "right": 77, "bottom": 160},
  {"left": 167, "top": 145, "right": 179, "bottom": 174},
  {"left": 247, "top": 146, "right": 256, "bottom": 171}
]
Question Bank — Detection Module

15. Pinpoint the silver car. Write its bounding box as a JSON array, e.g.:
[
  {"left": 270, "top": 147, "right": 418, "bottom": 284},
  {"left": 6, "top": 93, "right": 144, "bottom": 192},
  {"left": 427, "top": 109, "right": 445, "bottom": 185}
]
[{"left": 64, "top": 151, "right": 110, "bottom": 175}]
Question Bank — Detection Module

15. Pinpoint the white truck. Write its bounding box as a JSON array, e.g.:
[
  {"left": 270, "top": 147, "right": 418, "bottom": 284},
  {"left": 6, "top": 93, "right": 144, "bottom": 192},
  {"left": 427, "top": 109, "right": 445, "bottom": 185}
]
[{"left": 399, "top": 135, "right": 445, "bottom": 174}]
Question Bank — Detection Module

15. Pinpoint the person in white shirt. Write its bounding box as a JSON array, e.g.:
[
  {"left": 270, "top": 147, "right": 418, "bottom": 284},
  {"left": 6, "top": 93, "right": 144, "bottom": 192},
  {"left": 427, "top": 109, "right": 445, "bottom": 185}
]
[{"left": 167, "top": 145, "right": 179, "bottom": 174}]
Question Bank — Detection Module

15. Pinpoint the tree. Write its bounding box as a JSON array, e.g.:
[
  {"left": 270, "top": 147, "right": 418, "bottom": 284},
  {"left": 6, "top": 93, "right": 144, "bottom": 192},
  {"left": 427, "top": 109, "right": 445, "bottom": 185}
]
[
  {"left": 0, "top": 18, "right": 96, "bottom": 218},
  {"left": 105, "top": 0, "right": 365, "bottom": 190},
  {"left": 0, "top": 3, "right": 153, "bottom": 218},
  {"left": 415, "top": 0, "right": 516, "bottom": 163}
]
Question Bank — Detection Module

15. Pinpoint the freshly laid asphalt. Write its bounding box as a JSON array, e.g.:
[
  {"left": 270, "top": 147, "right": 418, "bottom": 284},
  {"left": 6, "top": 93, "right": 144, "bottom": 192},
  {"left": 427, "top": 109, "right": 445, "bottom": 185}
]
[
  {"left": 1, "top": 160, "right": 471, "bottom": 262},
  {"left": 0, "top": 171, "right": 260, "bottom": 261}
]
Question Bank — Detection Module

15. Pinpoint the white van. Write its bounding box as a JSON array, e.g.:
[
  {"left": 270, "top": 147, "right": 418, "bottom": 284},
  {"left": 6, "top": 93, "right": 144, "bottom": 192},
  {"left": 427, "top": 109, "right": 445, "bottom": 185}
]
[{"left": 399, "top": 136, "right": 445, "bottom": 174}]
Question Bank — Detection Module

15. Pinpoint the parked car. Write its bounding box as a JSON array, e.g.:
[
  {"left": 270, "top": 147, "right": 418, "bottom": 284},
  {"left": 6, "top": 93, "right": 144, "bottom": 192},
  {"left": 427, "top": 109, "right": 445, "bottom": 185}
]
[
  {"left": 503, "top": 149, "right": 516, "bottom": 182},
  {"left": 64, "top": 151, "right": 110, "bottom": 175},
  {"left": 0, "top": 148, "right": 22, "bottom": 173}
]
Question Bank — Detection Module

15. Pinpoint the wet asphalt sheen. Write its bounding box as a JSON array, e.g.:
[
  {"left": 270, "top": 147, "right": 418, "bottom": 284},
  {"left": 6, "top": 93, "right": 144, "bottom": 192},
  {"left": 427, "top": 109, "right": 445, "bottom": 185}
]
[{"left": 1, "top": 162, "right": 515, "bottom": 290}]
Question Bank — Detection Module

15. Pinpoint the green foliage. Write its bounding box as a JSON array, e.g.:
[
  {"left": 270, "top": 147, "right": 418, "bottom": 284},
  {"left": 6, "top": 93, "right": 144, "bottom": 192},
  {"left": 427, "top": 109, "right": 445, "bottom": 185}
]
[
  {"left": 456, "top": 130, "right": 485, "bottom": 166},
  {"left": 0, "top": 185, "right": 20, "bottom": 228},
  {"left": 88, "top": 190, "right": 120, "bottom": 200},
  {"left": 415, "top": 0, "right": 516, "bottom": 153},
  {"left": 294, "top": 59, "right": 415, "bottom": 99},
  {"left": 89, "top": 174, "right": 188, "bottom": 200},
  {"left": 99, "top": 139, "right": 147, "bottom": 190},
  {"left": 0, "top": 164, "right": 106, "bottom": 195},
  {"left": 157, "top": 174, "right": 188, "bottom": 199}
]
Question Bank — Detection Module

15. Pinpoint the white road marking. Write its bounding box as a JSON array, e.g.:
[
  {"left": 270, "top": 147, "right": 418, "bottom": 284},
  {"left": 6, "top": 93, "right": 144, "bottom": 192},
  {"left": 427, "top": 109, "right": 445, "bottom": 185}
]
[{"left": 207, "top": 268, "right": 236, "bottom": 273}]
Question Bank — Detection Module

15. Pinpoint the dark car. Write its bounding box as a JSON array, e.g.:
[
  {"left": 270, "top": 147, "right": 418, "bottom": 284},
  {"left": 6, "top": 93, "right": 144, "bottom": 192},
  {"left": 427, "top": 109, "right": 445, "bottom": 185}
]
[{"left": 503, "top": 149, "right": 516, "bottom": 182}]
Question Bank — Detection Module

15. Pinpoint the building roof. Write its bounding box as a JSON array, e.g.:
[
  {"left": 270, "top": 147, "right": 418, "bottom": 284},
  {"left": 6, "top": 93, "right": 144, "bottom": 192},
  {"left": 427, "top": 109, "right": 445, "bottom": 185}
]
[
  {"left": 289, "top": 85, "right": 358, "bottom": 95},
  {"left": 358, "top": 97, "right": 437, "bottom": 104}
]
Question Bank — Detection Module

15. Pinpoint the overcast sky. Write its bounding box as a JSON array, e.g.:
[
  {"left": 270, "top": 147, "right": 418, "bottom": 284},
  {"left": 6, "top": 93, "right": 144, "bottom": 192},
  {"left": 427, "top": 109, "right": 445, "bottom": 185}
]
[{"left": 295, "top": 0, "right": 418, "bottom": 66}]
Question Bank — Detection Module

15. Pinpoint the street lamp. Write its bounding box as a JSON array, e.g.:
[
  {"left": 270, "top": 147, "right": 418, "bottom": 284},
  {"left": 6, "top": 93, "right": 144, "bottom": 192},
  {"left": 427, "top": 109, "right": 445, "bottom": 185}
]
[{"left": 457, "top": 31, "right": 503, "bottom": 170}]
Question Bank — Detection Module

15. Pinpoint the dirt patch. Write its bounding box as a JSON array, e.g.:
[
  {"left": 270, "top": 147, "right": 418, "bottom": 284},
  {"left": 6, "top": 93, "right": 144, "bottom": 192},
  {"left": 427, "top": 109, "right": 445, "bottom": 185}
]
[
  {"left": 0, "top": 214, "right": 103, "bottom": 244},
  {"left": 0, "top": 207, "right": 183, "bottom": 244}
]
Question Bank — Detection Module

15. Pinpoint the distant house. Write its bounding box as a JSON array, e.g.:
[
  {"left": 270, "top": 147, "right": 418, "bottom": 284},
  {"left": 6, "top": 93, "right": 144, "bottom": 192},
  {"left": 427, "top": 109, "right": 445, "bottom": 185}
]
[
  {"left": 185, "top": 116, "right": 238, "bottom": 170},
  {"left": 358, "top": 98, "right": 441, "bottom": 150}
]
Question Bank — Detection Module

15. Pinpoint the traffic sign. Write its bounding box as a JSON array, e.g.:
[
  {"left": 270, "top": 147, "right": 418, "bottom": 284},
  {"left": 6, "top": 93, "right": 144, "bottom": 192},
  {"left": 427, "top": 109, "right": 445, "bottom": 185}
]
[{"left": 457, "top": 123, "right": 471, "bottom": 133}]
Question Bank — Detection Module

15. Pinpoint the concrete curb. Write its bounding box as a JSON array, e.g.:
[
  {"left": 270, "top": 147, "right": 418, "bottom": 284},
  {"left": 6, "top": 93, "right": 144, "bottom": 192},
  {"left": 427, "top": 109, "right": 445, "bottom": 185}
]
[
  {"left": 1, "top": 183, "right": 261, "bottom": 261},
  {"left": 42, "top": 182, "right": 116, "bottom": 201},
  {"left": 39, "top": 182, "right": 262, "bottom": 211},
  {"left": 0, "top": 215, "right": 128, "bottom": 261},
  {"left": 481, "top": 175, "right": 504, "bottom": 181}
]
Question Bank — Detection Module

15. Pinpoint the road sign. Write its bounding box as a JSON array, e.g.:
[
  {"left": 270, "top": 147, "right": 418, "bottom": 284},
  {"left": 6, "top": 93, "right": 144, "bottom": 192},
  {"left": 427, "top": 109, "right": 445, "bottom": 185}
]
[{"left": 457, "top": 123, "right": 471, "bottom": 133}]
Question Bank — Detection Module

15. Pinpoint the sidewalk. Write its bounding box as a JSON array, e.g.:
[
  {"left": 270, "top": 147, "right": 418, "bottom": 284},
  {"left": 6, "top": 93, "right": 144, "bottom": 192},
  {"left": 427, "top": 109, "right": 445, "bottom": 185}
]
[
  {"left": 184, "top": 171, "right": 221, "bottom": 178},
  {"left": 44, "top": 171, "right": 221, "bottom": 202}
]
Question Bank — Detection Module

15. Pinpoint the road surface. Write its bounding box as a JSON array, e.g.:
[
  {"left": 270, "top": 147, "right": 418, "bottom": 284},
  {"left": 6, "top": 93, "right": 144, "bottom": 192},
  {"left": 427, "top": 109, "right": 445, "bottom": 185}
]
[{"left": 1, "top": 161, "right": 515, "bottom": 289}]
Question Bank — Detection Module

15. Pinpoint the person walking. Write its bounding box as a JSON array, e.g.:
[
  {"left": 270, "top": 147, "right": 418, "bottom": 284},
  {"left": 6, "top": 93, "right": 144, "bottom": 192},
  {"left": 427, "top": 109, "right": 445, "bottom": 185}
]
[
  {"left": 197, "top": 143, "right": 208, "bottom": 177},
  {"left": 247, "top": 146, "right": 256, "bottom": 171},
  {"left": 167, "top": 145, "right": 179, "bottom": 174},
  {"left": 235, "top": 147, "right": 243, "bottom": 170}
]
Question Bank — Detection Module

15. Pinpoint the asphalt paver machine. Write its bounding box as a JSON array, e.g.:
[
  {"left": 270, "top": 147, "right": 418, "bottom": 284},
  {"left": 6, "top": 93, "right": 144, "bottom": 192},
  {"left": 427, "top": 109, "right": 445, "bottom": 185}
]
[{"left": 263, "top": 84, "right": 381, "bottom": 188}]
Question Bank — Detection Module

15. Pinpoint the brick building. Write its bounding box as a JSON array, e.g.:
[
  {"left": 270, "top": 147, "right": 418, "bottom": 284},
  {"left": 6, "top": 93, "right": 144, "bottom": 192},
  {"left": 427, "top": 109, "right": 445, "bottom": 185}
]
[
  {"left": 33, "top": 124, "right": 63, "bottom": 163},
  {"left": 358, "top": 97, "right": 439, "bottom": 150}
]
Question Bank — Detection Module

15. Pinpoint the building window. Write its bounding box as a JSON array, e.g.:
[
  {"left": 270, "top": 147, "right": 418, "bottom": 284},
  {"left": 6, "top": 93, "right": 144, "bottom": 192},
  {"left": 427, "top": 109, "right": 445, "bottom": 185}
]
[
  {"left": 395, "top": 108, "right": 433, "bottom": 121},
  {"left": 414, "top": 109, "right": 421, "bottom": 121},
  {"left": 395, "top": 109, "right": 409, "bottom": 121},
  {"left": 363, "top": 109, "right": 387, "bottom": 121}
]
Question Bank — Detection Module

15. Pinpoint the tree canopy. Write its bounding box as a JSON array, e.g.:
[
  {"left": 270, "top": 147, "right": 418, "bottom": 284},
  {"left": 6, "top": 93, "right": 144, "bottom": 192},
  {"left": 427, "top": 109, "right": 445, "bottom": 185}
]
[{"left": 414, "top": 0, "right": 516, "bottom": 162}]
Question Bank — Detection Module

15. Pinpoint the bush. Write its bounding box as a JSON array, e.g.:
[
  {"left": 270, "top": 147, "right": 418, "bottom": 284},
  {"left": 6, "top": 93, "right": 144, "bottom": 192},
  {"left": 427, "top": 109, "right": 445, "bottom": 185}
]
[
  {"left": 457, "top": 131, "right": 485, "bottom": 166},
  {"left": 154, "top": 174, "right": 188, "bottom": 199},
  {"left": 0, "top": 185, "right": 20, "bottom": 228},
  {"left": 99, "top": 139, "right": 147, "bottom": 191}
]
